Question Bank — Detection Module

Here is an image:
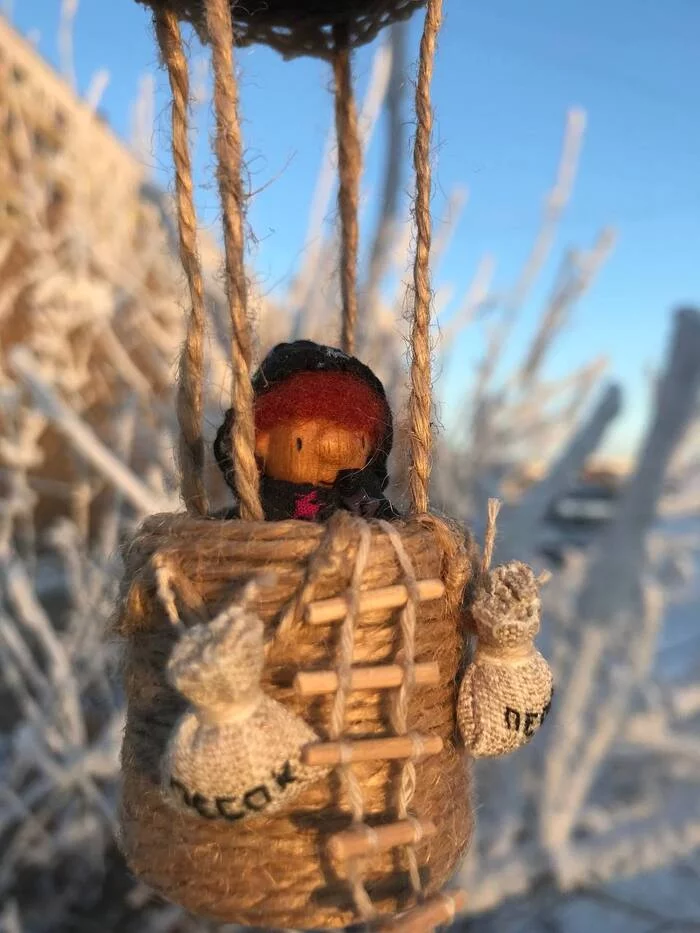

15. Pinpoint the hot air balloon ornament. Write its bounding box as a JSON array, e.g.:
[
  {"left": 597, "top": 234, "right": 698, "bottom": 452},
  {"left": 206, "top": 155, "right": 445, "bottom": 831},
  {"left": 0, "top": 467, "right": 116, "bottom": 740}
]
[{"left": 115, "top": 2, "right": 553, "bottom": 929}]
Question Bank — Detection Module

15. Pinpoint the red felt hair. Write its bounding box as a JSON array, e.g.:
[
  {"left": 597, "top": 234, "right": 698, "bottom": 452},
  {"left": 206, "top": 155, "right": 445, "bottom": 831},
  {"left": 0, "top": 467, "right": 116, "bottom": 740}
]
[{"left": 255, "top": 371, "right": 387, "bottom": 446}]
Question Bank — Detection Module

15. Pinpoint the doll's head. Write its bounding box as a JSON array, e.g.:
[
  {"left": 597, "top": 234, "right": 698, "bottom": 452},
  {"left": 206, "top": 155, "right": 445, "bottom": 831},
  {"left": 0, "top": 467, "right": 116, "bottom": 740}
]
[{"left": 215, "top": 341, "right": 393, "bottom": 492}]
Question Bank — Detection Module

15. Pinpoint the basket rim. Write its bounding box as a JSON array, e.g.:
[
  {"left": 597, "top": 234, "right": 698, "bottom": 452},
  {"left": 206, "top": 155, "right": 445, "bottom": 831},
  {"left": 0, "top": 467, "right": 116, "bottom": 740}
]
[
  {"left": 115, "top": 509, "right": 472, "bottom": 639},
  {"left": 127, "top": 508, "right": 459, "bottom": 542},
  {"left": 120, "top": 510, "right": 454, "bottom": 568}
]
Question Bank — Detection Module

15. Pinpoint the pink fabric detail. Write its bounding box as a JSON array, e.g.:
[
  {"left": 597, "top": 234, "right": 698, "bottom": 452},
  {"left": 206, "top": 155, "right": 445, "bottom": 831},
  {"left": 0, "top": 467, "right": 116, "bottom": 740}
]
[{"left": 293, "top": 490, "right": 322, "bottom": 521}]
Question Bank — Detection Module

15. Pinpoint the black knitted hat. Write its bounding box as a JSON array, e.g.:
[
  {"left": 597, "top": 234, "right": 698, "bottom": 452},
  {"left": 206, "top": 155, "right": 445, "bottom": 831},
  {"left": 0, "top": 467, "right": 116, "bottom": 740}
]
[{"left": 215, "top": 340, "right": 394, "bottom": 492}]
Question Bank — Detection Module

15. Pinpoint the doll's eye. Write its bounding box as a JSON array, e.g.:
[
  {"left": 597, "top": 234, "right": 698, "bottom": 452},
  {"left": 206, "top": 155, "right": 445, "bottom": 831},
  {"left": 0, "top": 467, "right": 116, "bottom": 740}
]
[{"left": 296, "top": 437, "right": 303, "bottom": 451}]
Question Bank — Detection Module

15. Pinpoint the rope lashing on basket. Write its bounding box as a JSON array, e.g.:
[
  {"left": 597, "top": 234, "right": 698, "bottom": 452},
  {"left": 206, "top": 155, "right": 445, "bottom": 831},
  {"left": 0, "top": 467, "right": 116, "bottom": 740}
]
[
  {"left": 205, "top": 0, "right": 263, "bottom": 520},
  {"left": 154, "top": 9, "right": 209, "bottom": 517},
  {"left": 332, "top": 23, "right": 362, "bottom": 355},
  {"left": 273, "top": 510, "right": 352, "bottom": 646},
  {"left": 151, "top": 551, "right": 210, "bottom": 629},
  {"left": 153, "top": 555, "right": 183, "bottom": 629},
  {"left": 407, "top": 0, "right": 442, "bottom": 515}
]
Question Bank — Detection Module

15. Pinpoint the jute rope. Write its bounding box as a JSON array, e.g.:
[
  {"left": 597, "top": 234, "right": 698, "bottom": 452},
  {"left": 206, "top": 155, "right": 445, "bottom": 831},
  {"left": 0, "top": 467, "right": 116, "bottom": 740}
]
[
  {"left": 157, "top": 0, "right": 442, "bottom": 519},
  {"left": 204, "top": 0, "right": 262, "bottom": 520},
  {"left": 332, "top": 24, "right": 362, "bottom": 355},
  {"left": 481, "top": 498, "right": 501, "bottom": 576},
  {"left": 407, "top": 0, "right": 442, "bottom": 515},
  {"left": 273, "top": 510, "right": 352, "bottom": 644},
  {"left": 154, "top": 10, "right": 209, "bottom": 516},
  {"left": 153, "top": 555, "right": 183, "bottom": 629},
  {"left": 152, "top": 552, "right": 209, "bottom": 629}
]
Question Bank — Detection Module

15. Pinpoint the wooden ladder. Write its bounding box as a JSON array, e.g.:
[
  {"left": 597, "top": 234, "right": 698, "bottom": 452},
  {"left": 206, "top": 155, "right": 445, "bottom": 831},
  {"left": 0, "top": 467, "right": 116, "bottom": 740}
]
[
  {"left": 298, "top": 577, "right": 467, "bottom": 932},
  {"left": 384, "top": 889, "right": 468, "bottom": 932}
]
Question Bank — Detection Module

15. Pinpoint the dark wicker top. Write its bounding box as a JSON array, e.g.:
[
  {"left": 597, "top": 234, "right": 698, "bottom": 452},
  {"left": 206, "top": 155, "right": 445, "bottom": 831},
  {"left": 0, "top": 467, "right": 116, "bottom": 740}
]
[{"left": 136, "top": 0, "right": 427, "bottom": 59}]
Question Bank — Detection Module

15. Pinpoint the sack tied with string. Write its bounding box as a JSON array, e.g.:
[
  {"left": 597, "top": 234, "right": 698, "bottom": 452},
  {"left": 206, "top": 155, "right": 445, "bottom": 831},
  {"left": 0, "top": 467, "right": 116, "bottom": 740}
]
[
  {"left": 458, "top": 561, "right": 554, "bottom": 758},
  {"left": 162, "top": 593, "right": 325, "bottom": 822}
]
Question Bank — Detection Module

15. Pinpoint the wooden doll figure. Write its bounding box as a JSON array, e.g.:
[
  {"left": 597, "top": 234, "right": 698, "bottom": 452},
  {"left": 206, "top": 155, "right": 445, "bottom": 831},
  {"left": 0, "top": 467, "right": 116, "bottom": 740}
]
[{"left": 215, "top": 341, "right": 400, "bottom": 522}]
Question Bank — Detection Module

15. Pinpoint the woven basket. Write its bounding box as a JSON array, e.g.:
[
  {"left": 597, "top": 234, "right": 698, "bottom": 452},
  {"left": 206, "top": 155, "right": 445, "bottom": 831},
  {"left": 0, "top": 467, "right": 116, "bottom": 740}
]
[
  {"left": 136, "top": 0, "right": 426, "bottom": 58},
  {"left": 116, "top": 510, "right": 474, "bottom": 929}
]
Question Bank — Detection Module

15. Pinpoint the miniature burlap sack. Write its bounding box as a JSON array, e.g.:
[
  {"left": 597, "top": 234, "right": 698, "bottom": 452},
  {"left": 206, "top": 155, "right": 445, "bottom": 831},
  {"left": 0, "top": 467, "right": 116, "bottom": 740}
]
[
  {"left": 162, "top": 597, "right": 323, "bottom": 822},
  {"left": 458, "top": 561, "right": 553, "bottom": 758}
]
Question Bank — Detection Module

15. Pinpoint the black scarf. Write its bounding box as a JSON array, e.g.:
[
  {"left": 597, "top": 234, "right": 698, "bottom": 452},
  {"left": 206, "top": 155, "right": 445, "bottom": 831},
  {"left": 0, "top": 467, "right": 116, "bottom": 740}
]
[{"left": 219, "top": 466, "right": 400, "bottom": 522}]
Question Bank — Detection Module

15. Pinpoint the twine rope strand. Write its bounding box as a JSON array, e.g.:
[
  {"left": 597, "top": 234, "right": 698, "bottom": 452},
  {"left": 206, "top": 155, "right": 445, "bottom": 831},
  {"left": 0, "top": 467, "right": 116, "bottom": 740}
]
[
  {"left": 407, "top": 0, "right": 443, "bottom": 514},
  {"left": 481, "top": 498, "right": 502, "bottom": 575},
  {"left": 154, "top": 10, "right": 209, "bottom": 516},
  {"left": 205, "top": 0, "right": 262, "bottom": 521},
  {"left": 274, "top": 511, "right": 350, "bottom": 644},
  {"left": 332, "top": 24, "right": 362, "bottom": 355}
]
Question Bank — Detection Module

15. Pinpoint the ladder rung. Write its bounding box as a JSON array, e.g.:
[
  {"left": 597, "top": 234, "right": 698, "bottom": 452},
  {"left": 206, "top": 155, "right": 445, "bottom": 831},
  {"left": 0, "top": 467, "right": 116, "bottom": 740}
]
[
  {"left": 329, "top": 818, "right": 436, "bottom": 861},
  {"left": 305, "top": 579, "right": 445, "bottom": 625},
  {"left": 302, "top": 734, "right": 443, "bottom": 767},
  {"left": 386, "top": 890, "right": 467, "bottom": 932},
  {"left": 294, "top": 661, "right": 440, "bottom": 696}
]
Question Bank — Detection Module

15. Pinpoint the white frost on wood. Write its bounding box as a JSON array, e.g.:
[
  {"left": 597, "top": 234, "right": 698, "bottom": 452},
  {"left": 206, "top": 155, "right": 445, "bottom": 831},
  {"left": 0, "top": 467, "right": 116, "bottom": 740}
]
[
  {"left": 460, "top": 309, "right": 700, "bottom": 921},
  {"left": 10, "top": 348, "right": 174, "bottom": 515},
  {"left": 497, "top": 382, "right": 622, "bottom": 564}
]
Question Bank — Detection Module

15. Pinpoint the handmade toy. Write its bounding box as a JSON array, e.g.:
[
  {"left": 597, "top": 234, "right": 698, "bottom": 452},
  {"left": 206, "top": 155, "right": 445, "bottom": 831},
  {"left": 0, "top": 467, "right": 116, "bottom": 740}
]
[
  {"left": 214, "top": 340, "right": 400, "bottom": 522},
  {"left": 116, "top": 1, "right": 553, "bottom": 930}
]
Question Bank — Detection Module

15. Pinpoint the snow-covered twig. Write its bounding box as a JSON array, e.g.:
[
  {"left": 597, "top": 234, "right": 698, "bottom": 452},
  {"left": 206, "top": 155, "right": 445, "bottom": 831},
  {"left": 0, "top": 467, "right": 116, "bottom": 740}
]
[{"left": 10, "top": 348, "right": 174, "bottom": 515}]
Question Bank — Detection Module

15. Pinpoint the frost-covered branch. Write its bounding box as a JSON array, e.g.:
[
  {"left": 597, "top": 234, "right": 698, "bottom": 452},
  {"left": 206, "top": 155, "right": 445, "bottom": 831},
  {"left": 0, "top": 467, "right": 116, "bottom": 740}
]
[
  {"left": 10, "top": 348, "right": 174, "bottom": 515},
  {"left": 498, "top": 382, "right": 622, "bottom": 563}
]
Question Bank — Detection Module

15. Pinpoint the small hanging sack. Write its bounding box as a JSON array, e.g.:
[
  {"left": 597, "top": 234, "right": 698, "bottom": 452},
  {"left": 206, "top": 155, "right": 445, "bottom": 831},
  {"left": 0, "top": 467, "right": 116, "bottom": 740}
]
[
  {"left": 458, "top": 561, "right": 553, "bottom": 758},
  {"left": 162, "top": 590, "right": 324, "bottom": 822}
]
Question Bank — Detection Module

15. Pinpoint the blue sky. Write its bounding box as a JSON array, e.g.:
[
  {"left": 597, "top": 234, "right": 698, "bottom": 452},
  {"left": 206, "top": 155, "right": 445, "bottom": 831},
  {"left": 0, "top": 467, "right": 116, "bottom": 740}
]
[{"left": 9, "top": 0, "right": 700, "bottom": 456}]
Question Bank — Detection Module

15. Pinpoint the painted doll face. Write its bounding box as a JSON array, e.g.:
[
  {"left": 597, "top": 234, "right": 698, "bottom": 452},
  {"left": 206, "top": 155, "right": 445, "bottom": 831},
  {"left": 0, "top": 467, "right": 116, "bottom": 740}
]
[{"left": 255, "top": 418, "right": 369, "bottom": 486}]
